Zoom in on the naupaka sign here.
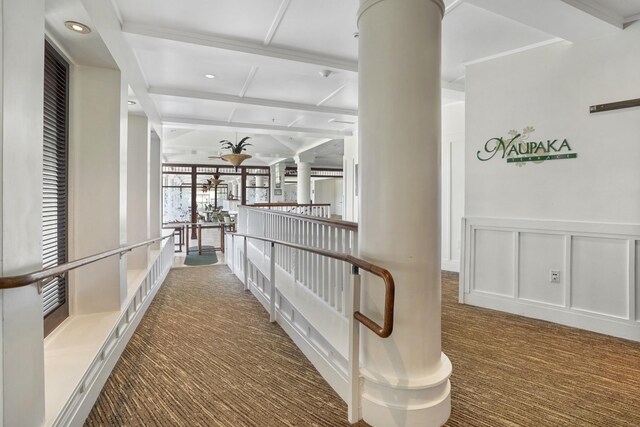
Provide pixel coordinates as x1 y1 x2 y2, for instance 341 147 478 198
477 126 577 165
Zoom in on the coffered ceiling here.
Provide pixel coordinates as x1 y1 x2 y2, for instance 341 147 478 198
46 0 640 166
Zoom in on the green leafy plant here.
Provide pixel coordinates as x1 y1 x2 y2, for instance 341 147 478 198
219 136 252 154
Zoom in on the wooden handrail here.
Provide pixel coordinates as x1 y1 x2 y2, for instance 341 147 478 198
243 206 359 232
0 234 173 290
232 232 394 338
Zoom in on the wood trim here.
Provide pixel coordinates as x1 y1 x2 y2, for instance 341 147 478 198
590 98 640 113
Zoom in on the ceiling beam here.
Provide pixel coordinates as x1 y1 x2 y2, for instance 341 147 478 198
149 86 358 117
465 0 622 42
163 116 353 138
444 0 465 16
264 0 291 45
81 0 163 135
122 22 358 73
626 12 640 24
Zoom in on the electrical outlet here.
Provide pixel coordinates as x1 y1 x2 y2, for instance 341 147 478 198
550 270 561 283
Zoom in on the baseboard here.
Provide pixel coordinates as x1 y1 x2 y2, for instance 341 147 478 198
464 291 640 342
441 259 460 273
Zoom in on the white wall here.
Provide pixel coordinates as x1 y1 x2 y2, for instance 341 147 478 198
463 22 640 340
312 178 343 216
0 0 46 425
442 103 465 272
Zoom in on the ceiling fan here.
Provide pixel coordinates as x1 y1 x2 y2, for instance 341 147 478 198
202 174 224 192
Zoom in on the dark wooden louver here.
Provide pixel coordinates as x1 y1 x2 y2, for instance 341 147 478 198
43 41 69 336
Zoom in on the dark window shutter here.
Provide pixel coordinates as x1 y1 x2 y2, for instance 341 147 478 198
43 41 69 336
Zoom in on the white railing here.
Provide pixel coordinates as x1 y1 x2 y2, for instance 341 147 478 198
240 206 357 316
248 203 332 218
226 206 368 422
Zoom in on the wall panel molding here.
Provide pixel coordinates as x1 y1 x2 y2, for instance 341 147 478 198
461 217 640 342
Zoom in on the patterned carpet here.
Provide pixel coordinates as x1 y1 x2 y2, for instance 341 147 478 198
441 271 640 427
85 267 640 426
85 265 367 427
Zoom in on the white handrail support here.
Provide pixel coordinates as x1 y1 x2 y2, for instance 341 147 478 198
243 237 249 291
348 266 362 422
269 242 276 323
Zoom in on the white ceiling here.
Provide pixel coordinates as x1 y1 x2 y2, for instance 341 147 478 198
47 0 640 166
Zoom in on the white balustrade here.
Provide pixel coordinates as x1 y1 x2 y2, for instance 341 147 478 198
227 205 362 419
236 206 357 317
249 204 331 218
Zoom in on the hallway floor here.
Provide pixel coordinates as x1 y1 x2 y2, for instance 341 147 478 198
441 272 640 427
85 267 640 426
85 265 367 427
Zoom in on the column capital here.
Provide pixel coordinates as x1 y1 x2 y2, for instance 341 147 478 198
294 153 315 164
357 0 445 25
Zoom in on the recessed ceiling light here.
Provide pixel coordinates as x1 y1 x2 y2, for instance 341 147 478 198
64 21 91 34
205 74 216 79
127 100 136 105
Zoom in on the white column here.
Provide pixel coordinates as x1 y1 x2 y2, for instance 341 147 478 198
127 114 150 270
0 1 46 425
270 162 286 203
70 66 126 313
232 181 240 199
255 176 265 187
149 131 162 241
343 132 359 222
357 1 451 426
295 154 314 204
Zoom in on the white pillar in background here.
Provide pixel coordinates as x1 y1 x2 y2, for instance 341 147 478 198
149 131 162 241
255 176 265 187
357 0 451 426
270 162 286 202
127 114 150 270
295 154 314 204
232 181 239 199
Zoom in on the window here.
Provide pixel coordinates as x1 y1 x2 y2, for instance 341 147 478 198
42 41 69 336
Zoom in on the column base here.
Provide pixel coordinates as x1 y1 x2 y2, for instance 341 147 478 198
361 353 452 427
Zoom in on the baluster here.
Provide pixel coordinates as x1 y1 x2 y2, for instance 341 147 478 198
243 237 249 291
287 217 292 273
314 222 319 296
270 242 276 322
324 225 330 303
348 265 361 423
337 228 344 313
305 222 313 292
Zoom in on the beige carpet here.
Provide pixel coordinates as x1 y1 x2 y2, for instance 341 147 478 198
441 271 640 427
85 267 640 426
85 265 367 427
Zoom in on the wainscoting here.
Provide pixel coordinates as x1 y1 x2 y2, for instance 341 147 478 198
461 217 640 341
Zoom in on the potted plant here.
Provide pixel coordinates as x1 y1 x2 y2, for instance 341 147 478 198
219 136 252 169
